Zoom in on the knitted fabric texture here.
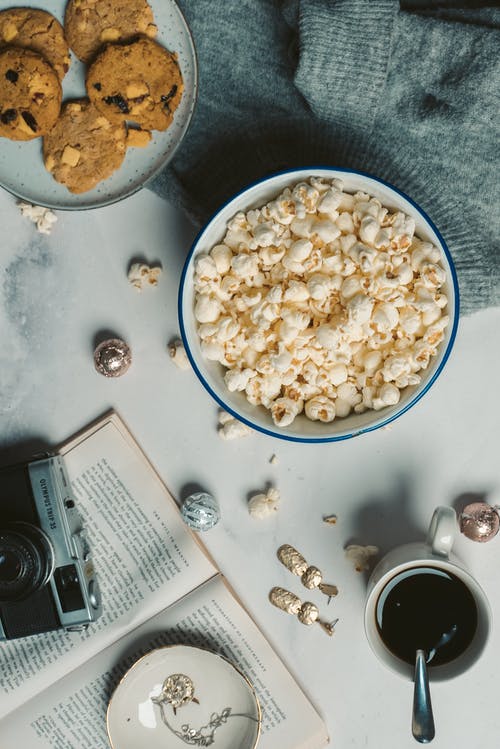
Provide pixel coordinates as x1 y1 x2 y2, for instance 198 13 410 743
149 0 500 315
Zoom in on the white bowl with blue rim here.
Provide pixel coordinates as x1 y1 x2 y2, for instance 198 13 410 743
178 167 459 443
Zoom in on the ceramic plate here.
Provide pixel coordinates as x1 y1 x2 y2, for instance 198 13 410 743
0 0 197 209
107 645 261 749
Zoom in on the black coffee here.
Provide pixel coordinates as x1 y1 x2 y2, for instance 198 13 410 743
376 566 477 666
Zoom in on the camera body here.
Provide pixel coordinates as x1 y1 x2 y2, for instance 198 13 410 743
0 454 101 640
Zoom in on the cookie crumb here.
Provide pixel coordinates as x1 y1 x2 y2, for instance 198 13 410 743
127 262 162 291
323 514 337 525
269 454 278 465
126 127 152 148
18 201 57 235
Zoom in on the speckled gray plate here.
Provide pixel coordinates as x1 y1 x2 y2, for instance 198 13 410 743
0 0 197 209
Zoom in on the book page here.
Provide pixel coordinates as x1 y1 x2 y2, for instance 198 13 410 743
0 576 328 749
0 414 216 720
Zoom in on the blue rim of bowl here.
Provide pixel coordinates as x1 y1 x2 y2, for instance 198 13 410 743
178 166 460 443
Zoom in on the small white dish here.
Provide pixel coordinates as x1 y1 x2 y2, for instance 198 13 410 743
107 645 261 749
179 167 459 443
0 0 197 209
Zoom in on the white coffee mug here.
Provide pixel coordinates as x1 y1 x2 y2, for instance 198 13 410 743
364 506 491 681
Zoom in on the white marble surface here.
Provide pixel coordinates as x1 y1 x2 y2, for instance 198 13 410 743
1 186 499 748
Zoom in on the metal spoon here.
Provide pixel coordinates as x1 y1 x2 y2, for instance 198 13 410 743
412 625 458 743
412 649 435 743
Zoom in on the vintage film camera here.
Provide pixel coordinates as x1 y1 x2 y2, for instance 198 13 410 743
0 454 101 640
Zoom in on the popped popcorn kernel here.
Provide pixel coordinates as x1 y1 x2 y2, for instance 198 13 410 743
248 487 280 518
217 410 252 440
345 544 379 572
128 262 162 291
18 201 57 235
168 339 190 370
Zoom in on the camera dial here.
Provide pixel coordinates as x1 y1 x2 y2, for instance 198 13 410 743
0 524 54 602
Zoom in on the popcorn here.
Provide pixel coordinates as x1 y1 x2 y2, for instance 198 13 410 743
210 244 232 273
18 201 57 235
372 383 401 410
253 222 278 247
128 262 162 291
305 395 336 422
248 487 280 519
318 188 343 215
345 544 379 572
218 419 253 440
195 255 219 281
307 273 331 300
231 253 260 278
312 219 341 244
168 339 190 370
292 182 319 213
270 397 302 427
224 367 255 392
218 410 233 425
218 410 253 439
194 295 221 323
329 363 348 386
193 178 450 428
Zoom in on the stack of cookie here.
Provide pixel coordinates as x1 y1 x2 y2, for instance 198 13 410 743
0 1 184 194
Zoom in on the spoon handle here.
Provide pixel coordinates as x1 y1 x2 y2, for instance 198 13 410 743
412 649 435 744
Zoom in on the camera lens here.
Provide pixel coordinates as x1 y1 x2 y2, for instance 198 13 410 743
0 550 22 582
0 525 54 602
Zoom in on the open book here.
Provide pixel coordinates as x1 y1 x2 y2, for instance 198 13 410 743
0 412 328 748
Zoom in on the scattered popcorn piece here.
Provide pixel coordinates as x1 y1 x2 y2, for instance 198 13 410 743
323 514 338 525
168 339 190 370
128 262 162 290
218 409 233 426
345 544 379 572
193 178 450 428
18 202 57 235
218 412 252 440
269 454 279 465
248 487 280 518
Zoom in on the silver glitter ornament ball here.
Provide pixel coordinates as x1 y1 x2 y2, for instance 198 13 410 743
180 492 220 531
459 502 500 543
94 338 132 377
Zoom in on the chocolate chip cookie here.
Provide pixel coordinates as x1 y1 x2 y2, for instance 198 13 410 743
0 48 62 141
86 38 183 132
0 8 70 81
43 99 127 193
64 0 157 63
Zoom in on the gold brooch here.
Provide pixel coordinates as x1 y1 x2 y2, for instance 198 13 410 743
153 673 199 715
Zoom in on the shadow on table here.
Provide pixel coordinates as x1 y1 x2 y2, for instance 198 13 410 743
451 491 489 514
345 474 426 583
0 434 52 468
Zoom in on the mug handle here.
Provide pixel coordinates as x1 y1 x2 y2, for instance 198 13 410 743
427 505 456 558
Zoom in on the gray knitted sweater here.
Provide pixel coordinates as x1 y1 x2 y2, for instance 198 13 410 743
150 0 500 315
